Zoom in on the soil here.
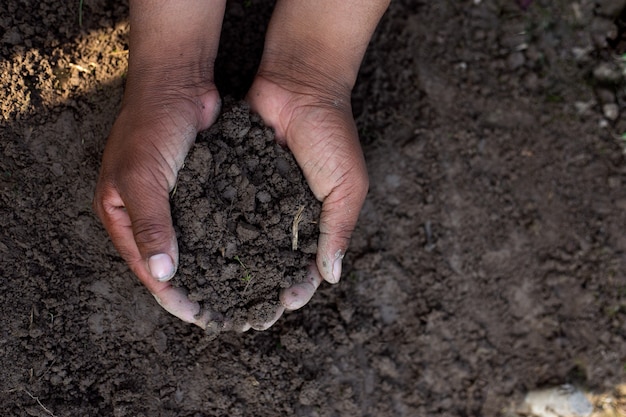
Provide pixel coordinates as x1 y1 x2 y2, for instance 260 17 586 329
172 99 320 332
1 0 626 416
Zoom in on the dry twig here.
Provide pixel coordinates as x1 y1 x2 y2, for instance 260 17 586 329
292 205 305 250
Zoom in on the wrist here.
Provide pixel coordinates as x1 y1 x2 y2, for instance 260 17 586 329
256 46 353 109
258 0 390 96
125 0 225 113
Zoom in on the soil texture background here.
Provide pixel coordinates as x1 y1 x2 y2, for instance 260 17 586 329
1 1 626 416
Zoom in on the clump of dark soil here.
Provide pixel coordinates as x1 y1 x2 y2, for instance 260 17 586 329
171 99 321 331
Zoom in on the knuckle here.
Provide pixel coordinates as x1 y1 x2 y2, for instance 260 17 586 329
132 218 171 248
92 194 104 220
338 166 369 206
92 179 119 220
352 171 370 201
116 245 142 268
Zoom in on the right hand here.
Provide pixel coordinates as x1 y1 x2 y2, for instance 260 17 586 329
93 77 224 329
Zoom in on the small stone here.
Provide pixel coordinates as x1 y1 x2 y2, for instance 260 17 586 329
523 385 593 417
593 62 622 85
523 72 539 91
608 176 621 188
590 17 618 47
299 381 320 406
2 27 22 45
227 164 241 177
275 157 291 177
603 103 619 121
571 46 593 63
616 198 626 210
507 52 525 70
222 185 237 200
256 190 271 203
524 44 541 64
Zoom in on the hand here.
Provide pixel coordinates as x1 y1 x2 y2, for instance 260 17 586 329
245 0 389 311
92 70 225 325
247 73 369 311
92 0 247 331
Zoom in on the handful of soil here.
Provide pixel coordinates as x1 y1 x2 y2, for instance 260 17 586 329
171 100 321 332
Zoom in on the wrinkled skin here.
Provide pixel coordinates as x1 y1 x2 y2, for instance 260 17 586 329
93 0 389 331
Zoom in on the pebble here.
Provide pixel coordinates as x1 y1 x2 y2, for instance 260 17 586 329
590 17 618 47
523 72 539 91
1 27 22 45
603 103 619 121
593 62 622 84
523 385 593 417
256 190 271 203
608 176 621 188
571 46 593 63
508 51 525 70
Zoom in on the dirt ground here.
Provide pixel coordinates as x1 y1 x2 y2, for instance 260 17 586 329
1 1 626 416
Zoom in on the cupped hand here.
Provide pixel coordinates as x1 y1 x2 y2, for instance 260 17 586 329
239 0 386 315
247 73 369 311
93 79 228 328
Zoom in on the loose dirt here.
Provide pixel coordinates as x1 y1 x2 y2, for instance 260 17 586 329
172 99 320 332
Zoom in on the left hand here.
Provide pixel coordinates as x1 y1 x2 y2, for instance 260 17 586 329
247 73 369 312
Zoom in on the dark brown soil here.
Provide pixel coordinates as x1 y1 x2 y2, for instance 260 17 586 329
172 99 320 331
1 0 626 416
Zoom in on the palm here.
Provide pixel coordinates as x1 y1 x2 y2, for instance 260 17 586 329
247 74 368 297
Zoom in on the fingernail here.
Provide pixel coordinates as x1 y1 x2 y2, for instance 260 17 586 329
330 250 344 284
149 253 175 282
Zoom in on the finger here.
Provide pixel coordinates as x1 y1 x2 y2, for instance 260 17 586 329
249 305 285 331
286 111 369 284
280 263 323 310
125 173 179 282
97 164 179 282
315 150 369 284
152 285 203 325
94 185 204 322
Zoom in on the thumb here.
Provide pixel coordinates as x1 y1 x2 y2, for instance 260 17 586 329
316 169 368 283
284 112 369 285
95 179 212 327
95 171 179 283
125 180 179 282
